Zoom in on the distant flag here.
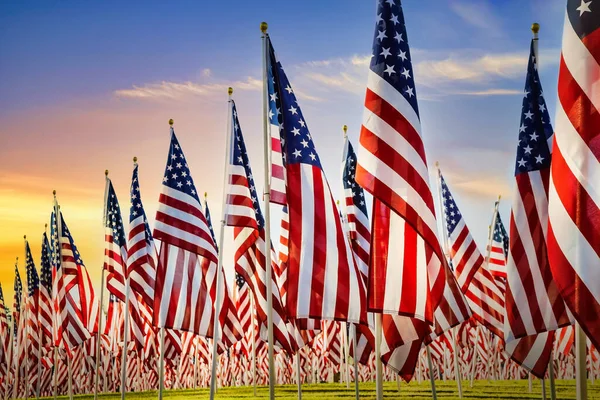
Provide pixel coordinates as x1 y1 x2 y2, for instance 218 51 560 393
51 208 97 348
504 39 571 344
234 273 252 358
24 240 40 393
439 171 504 339
266 34 366 323
0 284 9 375
487 206 509 282
152 125 218 335
224 99 292 353
547 0 600 349
38 233 53 347
104 180 128 302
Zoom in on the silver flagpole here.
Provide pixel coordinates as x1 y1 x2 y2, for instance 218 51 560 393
260 21 276 400
209 87 234 400
351 325 359 400
426 346 438 400
250 296 257 396
67 351 73 400
120 278 131 400
24 239 31 400
157 326 166 400
575 324 588 400
374 313 383 400
295 352 302 400
95 170 110 400
36 226 47 400
12 257 21 400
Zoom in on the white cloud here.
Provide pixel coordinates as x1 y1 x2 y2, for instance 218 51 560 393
450 1 503 37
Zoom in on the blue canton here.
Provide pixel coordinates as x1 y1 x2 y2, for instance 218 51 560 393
25 241 39 297
370 0 419 118
231 100 265 229
493 211 509 258
40 233 52 293
162 129 200 202
130 165 154 245
235 272 246 290
514 40 553 175
268 37 323 169
343 140 368 217
51 211 86 270
439 174 463 237
105 181 127 248
204 199 218 252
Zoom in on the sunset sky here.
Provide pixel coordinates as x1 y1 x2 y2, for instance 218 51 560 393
0 0 568 304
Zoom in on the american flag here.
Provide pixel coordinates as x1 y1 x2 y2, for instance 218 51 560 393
224 99 292 353
547 0 600 350
25 240 41 392
356 0 444 325
127 163 158 314
234 273 251 358
13 262 23 338
153 127 218 334
439 171 504 338
0 284 9 372
104 180 128 302
51 208 97 349
487 205 509 282
266 35 366 323
275 205 289 305
341 135 370 279
504 39 571 345
38 233 53 347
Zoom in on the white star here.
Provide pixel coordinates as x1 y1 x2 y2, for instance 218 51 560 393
394 31 403 43
400 67 411 79
300 139 309 148
519 123 527 133
291 127 301 136
539 103 546 112
270 93 278 102
380 47 392 59
398 50 407 61
518 158 527 168
293 149 302 158
376 30 387 42
285 85 293 94
309 153 316 161
390 13 399 25
268 109 274 120
176 181 183 188
385 0 395 6
524 110 534 119
535 155 544 164
524 89 530 97
289 106 298 115
384 64 395 76
523 145 533 154
577 0 592 16
376 13 383 24
298 119 306 127
404 86 414 97
530 132 539 141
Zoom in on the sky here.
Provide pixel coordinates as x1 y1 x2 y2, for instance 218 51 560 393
0 0 568 305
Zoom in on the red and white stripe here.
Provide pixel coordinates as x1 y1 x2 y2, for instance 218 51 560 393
269 124 287 206
505 331 554 379
547 3 600 350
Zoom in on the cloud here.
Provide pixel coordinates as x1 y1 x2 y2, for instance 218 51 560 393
114 77 261 100
450 1 503 37
455 88 522 96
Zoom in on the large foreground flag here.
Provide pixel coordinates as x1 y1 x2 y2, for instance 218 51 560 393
355 0 445 324
505 39 571 344
547 0 600 349
153 126 218 335
266 34 366 323
104 180 128 302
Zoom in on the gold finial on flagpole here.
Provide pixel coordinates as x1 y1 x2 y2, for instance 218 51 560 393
260 22 268 33
228 87 233 96
435 161 440 168
133 157 138 163
45 223 48 229
24 235 26 240
204 192 208 200
531 22 540 34
169 119 174 126
53 190 56 196
498 194 502 201
105 169 109 177
343 125 348 138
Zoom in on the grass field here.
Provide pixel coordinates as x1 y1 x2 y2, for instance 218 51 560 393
65 380 599 399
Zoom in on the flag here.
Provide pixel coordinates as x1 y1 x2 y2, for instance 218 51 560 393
547 0 600 349
25 240 41 392
504 39 571 344
224 99 292 353
0 284 9 373
355 0 444 325
487 205 509 281
13 263 23 338
104 180 128 302
152 127 218 334
439 171 504 338
234 273 251 358
51 209 97 349
38 233 53 347
266 34 366 323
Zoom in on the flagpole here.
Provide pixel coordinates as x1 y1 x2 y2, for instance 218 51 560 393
5 315 14 400
426 346 438 400
250 296 257 397
36 225 47 400
67 352 73 400
575 324 588 400
13 257 21 400
120 277 131 400
295 352 302 400
374 313 383 400
23 238 31 400
209 87 234 400
158 326 165 400
260 21 276 400
351 325 359 400
93 171 110 400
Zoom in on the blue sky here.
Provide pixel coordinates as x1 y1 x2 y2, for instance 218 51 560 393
0 0 568 302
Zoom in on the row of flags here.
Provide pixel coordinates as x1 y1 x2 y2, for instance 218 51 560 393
0 0 599 397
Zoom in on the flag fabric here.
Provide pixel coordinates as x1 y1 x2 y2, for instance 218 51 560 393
152 128 218 334
234 273 252 357
341 135 370 279
51 209 97 349
127 163 158 313
266 35 366 323
504 332 555 379
439 172 504 338
0 284 9 372
547 0 600 349
104 180 128 302
504 40 571 344
13 263 23 338
355 0 445 325
487 206 509 281
38 233 53 347
224 99 292 353
25 241 41 392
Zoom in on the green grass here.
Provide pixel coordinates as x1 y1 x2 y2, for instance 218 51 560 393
58 380 599 399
